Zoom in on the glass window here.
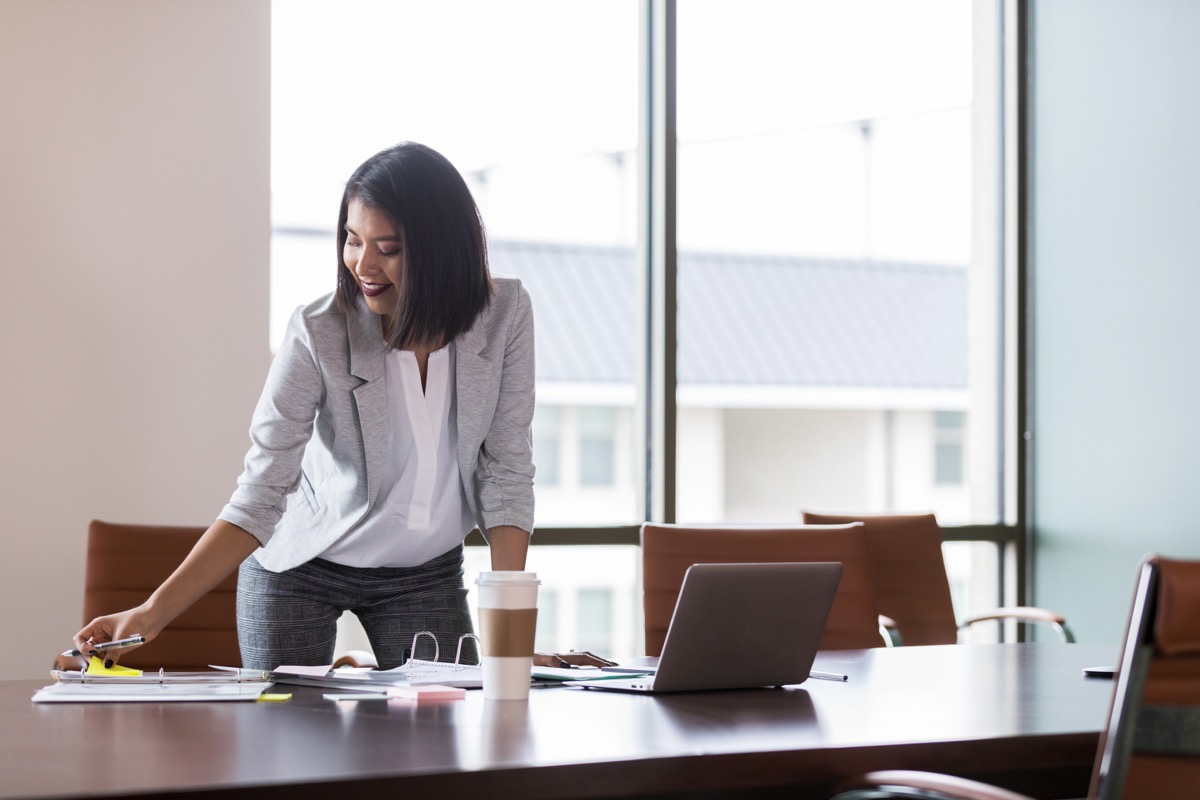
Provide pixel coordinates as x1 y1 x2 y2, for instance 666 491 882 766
275 1 1011 654
462 544 642 657
533 404 562 488
675 0 1000 530
534 588 559 652
576 588 615 654
934 411 966 486
579 406 617 487
271 0 642 529
945 540 1001 644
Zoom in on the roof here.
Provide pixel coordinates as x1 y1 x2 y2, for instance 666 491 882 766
488 240 966 392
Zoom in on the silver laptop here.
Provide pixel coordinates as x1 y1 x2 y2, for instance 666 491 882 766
573 561 842 693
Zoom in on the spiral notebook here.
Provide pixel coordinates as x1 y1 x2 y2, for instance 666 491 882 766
572 561 843 694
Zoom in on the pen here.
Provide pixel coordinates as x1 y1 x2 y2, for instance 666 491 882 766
809 670 849 682
61 634 146 658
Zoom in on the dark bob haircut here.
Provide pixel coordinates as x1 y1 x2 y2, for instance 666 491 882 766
335 142 492 349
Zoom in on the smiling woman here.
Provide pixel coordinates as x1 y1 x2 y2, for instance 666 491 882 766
75 142 538 672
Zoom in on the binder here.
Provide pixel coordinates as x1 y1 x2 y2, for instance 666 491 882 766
272 632 485 691
33 666 274 703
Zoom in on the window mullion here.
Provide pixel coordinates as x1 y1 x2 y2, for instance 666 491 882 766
638 0 678 524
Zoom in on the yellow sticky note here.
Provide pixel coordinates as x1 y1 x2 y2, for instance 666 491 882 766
87 656 143 677
257 693 292 703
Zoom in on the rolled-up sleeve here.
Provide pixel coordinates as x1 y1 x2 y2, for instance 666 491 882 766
477 284 536 533
219 308 323 544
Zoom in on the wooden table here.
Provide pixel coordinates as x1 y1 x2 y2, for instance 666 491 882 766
3 644 1115 799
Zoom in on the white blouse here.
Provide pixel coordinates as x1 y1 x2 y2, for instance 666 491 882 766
320 342 474 567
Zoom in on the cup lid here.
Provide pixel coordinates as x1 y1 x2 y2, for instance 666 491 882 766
476 571 539 585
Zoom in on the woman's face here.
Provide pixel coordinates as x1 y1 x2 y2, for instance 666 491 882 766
343 198 405 321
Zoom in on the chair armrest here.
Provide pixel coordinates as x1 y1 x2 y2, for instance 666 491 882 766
832 770 1034 800
879 614 903 647
958 606 1075 643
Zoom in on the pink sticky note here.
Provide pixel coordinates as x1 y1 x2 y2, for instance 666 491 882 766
387 684 466 702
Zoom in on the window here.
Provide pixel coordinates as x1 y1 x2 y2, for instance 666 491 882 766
675 0 993 525
934 411 966 486
532 404 562 488
274 0 1015 654
576 588 615 654
272 0 641 526
579 406 618 487
534 589 559 652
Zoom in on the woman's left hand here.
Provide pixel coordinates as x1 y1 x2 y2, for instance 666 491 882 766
533 650 619 668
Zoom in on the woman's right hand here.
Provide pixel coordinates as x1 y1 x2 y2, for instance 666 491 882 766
73 605 161 665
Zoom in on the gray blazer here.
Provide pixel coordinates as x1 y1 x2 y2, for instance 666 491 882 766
220 277 536 572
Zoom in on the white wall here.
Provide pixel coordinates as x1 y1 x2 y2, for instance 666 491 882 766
0 0 270 679
676 407 725 522
1031 0 1200 643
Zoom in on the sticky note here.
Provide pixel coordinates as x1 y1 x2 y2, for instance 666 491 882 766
257 693 293 703
387 684 466 702
87 656 143 677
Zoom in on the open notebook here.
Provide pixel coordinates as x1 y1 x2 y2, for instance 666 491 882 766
572 561 842 693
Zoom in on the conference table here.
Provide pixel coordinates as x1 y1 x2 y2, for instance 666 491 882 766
4 643 1115 799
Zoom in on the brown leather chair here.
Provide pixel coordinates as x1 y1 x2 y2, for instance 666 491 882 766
831 555 1200 800
640 522 884 656
802 511 1074 645
73 520 241 670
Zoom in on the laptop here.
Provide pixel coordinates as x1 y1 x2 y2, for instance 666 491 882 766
572 561 843 693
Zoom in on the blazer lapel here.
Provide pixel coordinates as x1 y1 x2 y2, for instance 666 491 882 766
456 320 493 480
348 301 388 506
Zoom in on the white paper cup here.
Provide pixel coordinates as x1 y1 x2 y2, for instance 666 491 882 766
476 571 540 701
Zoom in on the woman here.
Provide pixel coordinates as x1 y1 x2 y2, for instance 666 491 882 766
74 142 535 670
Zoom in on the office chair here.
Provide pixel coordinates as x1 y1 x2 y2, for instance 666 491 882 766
802 512 1074 645
62 520 387 672
640 522 885 655
64 520 242 671
830 555 1200 800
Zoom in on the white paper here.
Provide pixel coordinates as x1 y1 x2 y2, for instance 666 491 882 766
272 664 335 677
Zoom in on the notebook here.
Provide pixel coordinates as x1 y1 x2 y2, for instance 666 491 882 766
572 561 843 693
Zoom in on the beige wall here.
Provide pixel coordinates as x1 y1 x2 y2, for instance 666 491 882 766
0 0 271 679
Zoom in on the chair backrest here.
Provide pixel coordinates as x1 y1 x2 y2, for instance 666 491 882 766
1092 556 1200 800
801 511 958 646
83 520 241 670
640 522 883 656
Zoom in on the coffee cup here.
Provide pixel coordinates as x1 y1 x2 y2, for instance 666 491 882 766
476 571 540 701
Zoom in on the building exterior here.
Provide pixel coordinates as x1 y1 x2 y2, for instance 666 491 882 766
490 239 969 526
